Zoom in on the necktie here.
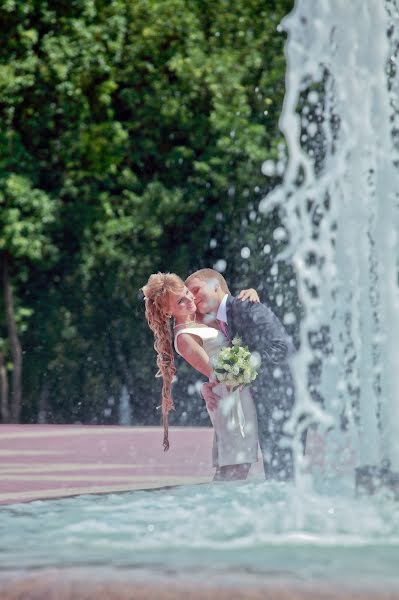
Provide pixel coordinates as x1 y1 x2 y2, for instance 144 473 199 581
218 320 229 340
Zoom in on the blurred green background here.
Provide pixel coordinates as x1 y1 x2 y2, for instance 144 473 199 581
0 0 297 427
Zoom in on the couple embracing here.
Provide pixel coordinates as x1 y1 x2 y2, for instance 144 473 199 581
142 268 296 482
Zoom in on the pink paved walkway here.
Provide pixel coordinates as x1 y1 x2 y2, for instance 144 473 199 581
0 425 219 505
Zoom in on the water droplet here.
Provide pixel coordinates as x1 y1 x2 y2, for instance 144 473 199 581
273 227 287 241
308 90 319 104
283 312 296 325
261 160 275 176
214 259 227 272
307 122 317 137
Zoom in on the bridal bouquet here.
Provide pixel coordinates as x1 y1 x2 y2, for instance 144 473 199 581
212 337 258 390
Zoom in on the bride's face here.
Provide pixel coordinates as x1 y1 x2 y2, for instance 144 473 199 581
168 286 196 319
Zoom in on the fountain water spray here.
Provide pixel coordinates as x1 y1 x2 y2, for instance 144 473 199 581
260 0 399 481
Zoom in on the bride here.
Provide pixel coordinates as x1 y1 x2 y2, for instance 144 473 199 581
142 272 259 481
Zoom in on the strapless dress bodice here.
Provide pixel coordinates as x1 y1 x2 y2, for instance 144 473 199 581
174 326 228 359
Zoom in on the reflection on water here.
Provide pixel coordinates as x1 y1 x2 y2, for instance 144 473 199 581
1 480 399 585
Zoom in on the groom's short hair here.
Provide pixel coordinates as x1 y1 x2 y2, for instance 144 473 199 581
185 268 231 294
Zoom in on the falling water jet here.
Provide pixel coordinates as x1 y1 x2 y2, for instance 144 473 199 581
259 0 399 495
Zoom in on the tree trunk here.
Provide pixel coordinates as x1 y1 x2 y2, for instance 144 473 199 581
0 350 9 422
2 253 22 422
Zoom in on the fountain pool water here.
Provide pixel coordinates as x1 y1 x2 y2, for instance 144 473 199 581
1 480 399 590
1 1 399 596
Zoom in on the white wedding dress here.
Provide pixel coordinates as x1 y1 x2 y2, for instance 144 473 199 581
174 325 258 468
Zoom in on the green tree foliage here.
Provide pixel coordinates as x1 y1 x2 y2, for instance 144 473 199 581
0 173 56 421
0 0 294 426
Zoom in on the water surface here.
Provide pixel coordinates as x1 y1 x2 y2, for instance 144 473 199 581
1 479 398 587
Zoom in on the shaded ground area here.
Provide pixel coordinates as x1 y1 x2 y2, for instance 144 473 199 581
0 425 219 504
0 568 398 600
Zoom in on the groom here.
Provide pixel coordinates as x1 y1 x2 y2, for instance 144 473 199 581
186 268 296 481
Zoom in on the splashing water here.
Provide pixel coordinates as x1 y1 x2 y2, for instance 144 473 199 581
260 0 399 473
1 482 399 586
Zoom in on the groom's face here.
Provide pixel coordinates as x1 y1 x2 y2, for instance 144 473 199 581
187 277 220 315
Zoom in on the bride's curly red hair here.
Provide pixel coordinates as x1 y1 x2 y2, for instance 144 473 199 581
141 272 185 451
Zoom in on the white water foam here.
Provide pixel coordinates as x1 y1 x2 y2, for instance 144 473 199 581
1 481 399 584
260 0 399 472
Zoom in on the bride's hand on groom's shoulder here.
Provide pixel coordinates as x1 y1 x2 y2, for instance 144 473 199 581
237 288 260 303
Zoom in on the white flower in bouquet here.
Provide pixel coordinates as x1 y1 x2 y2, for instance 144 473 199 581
212 337 258 390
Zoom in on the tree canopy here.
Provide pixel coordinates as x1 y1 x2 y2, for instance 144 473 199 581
0 0 296 426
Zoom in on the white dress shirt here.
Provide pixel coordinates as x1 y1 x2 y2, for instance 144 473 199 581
200 294 229 400
217 294 228 324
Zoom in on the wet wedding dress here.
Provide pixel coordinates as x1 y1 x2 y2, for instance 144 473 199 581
174 326 258 468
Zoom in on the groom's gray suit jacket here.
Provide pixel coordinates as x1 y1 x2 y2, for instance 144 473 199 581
225 295 296 478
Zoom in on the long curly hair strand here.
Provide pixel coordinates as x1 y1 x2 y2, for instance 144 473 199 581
142 273 185 451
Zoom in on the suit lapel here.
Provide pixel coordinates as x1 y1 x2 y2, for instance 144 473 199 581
225 295 234 339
